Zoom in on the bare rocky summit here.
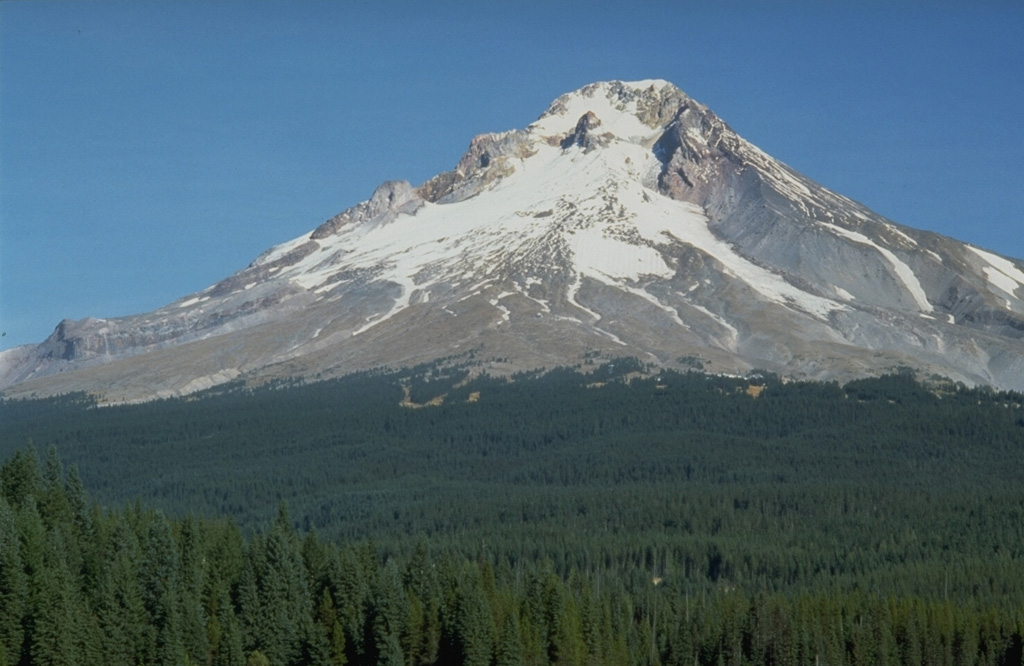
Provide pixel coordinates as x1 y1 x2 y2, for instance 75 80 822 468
3 80 1023 402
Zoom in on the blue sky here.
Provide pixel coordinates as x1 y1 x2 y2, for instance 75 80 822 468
1 1 1022 350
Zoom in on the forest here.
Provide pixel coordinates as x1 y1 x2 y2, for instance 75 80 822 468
1 361 1023 665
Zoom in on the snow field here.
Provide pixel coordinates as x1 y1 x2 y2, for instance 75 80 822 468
967 246 1024 302
266 81 852 332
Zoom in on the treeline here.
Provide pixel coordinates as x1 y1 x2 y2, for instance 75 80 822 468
1 365 1022 520
1 448 1022 666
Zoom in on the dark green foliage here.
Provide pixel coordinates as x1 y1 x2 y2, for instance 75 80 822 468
239 505 320 665
95 520 147 665
452 562 495 666
29 528 84 666
2 366 1024 664
0 445 41 511
140 513 187 665
0 459 1020 665
0 497 26 666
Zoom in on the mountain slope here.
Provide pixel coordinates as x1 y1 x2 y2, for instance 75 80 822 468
3 80 1023 402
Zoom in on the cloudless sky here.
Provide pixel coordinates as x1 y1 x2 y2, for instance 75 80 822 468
1 1 1022 349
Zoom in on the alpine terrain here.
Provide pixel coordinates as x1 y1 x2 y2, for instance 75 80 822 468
3 79 1023 402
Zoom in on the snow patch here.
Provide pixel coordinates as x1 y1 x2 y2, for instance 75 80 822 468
489 292 514 323
617 285 688 330
177 295 209 308
825 225 933 312
351 276 417 337
566 273 602 321
594 327 627 346
967 246 1024 298
568 228 673 282
685 301 738 349
834 286 855 301
885 224 917 247
257 235 313 266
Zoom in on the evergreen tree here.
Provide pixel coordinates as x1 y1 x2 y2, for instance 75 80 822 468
140 513 186 666
455 562 496 666
28 529 83 666
331 545 372 663
178 515 211 664
63 464 91 537
96 519 147 666
246 649 271 666
0 497 27 666
403 539 441 666
211 584 246 666
0 445 42 510
315 588 348 666
369 559 409 666
240 504 316 665
39 445 72 530
496 609 525 666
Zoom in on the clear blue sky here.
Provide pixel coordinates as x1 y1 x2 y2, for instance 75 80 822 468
1 1 1022 350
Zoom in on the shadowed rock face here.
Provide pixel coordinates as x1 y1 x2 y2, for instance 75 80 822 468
3 80 1023 403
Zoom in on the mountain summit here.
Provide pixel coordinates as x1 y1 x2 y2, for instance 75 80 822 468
3 80 1023 401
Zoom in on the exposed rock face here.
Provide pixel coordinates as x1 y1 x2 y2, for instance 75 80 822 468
560 112 612 151
312 180 422 238
3 79 1023 403
418 130 533 203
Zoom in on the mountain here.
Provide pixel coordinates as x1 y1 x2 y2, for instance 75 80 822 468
3 79 1023 402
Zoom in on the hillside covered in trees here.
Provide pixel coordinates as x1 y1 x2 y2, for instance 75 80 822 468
2 362 1024 664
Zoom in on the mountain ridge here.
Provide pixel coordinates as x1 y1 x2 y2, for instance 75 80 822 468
3 79 1023 402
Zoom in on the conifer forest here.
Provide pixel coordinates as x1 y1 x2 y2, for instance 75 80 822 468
2 362 1023 665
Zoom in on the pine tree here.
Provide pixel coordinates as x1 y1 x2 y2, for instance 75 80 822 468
28 529 83 666
140 513 186 666
555 594 587 666
96 519 147 666
403 539 441 665
495 610 525 666
455 562 496 666
368 560 408 666
178 516 211 664
39 445 72 530
211 585 246 666
331 545 372 663
0 496 27 666
63 465 91 537
0 445 42 510
315 588 348 666
239 504 316 666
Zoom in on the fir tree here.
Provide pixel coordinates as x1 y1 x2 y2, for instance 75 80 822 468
96 519 147 666
211 584 246 666
455 562 496 666
28 529 83 666
0 445 42 510
178 516 211 664
495 610 525 666
140 513 186 666
0 497 27 666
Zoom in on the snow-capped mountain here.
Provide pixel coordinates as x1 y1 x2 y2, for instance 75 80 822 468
3 80 1023 402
